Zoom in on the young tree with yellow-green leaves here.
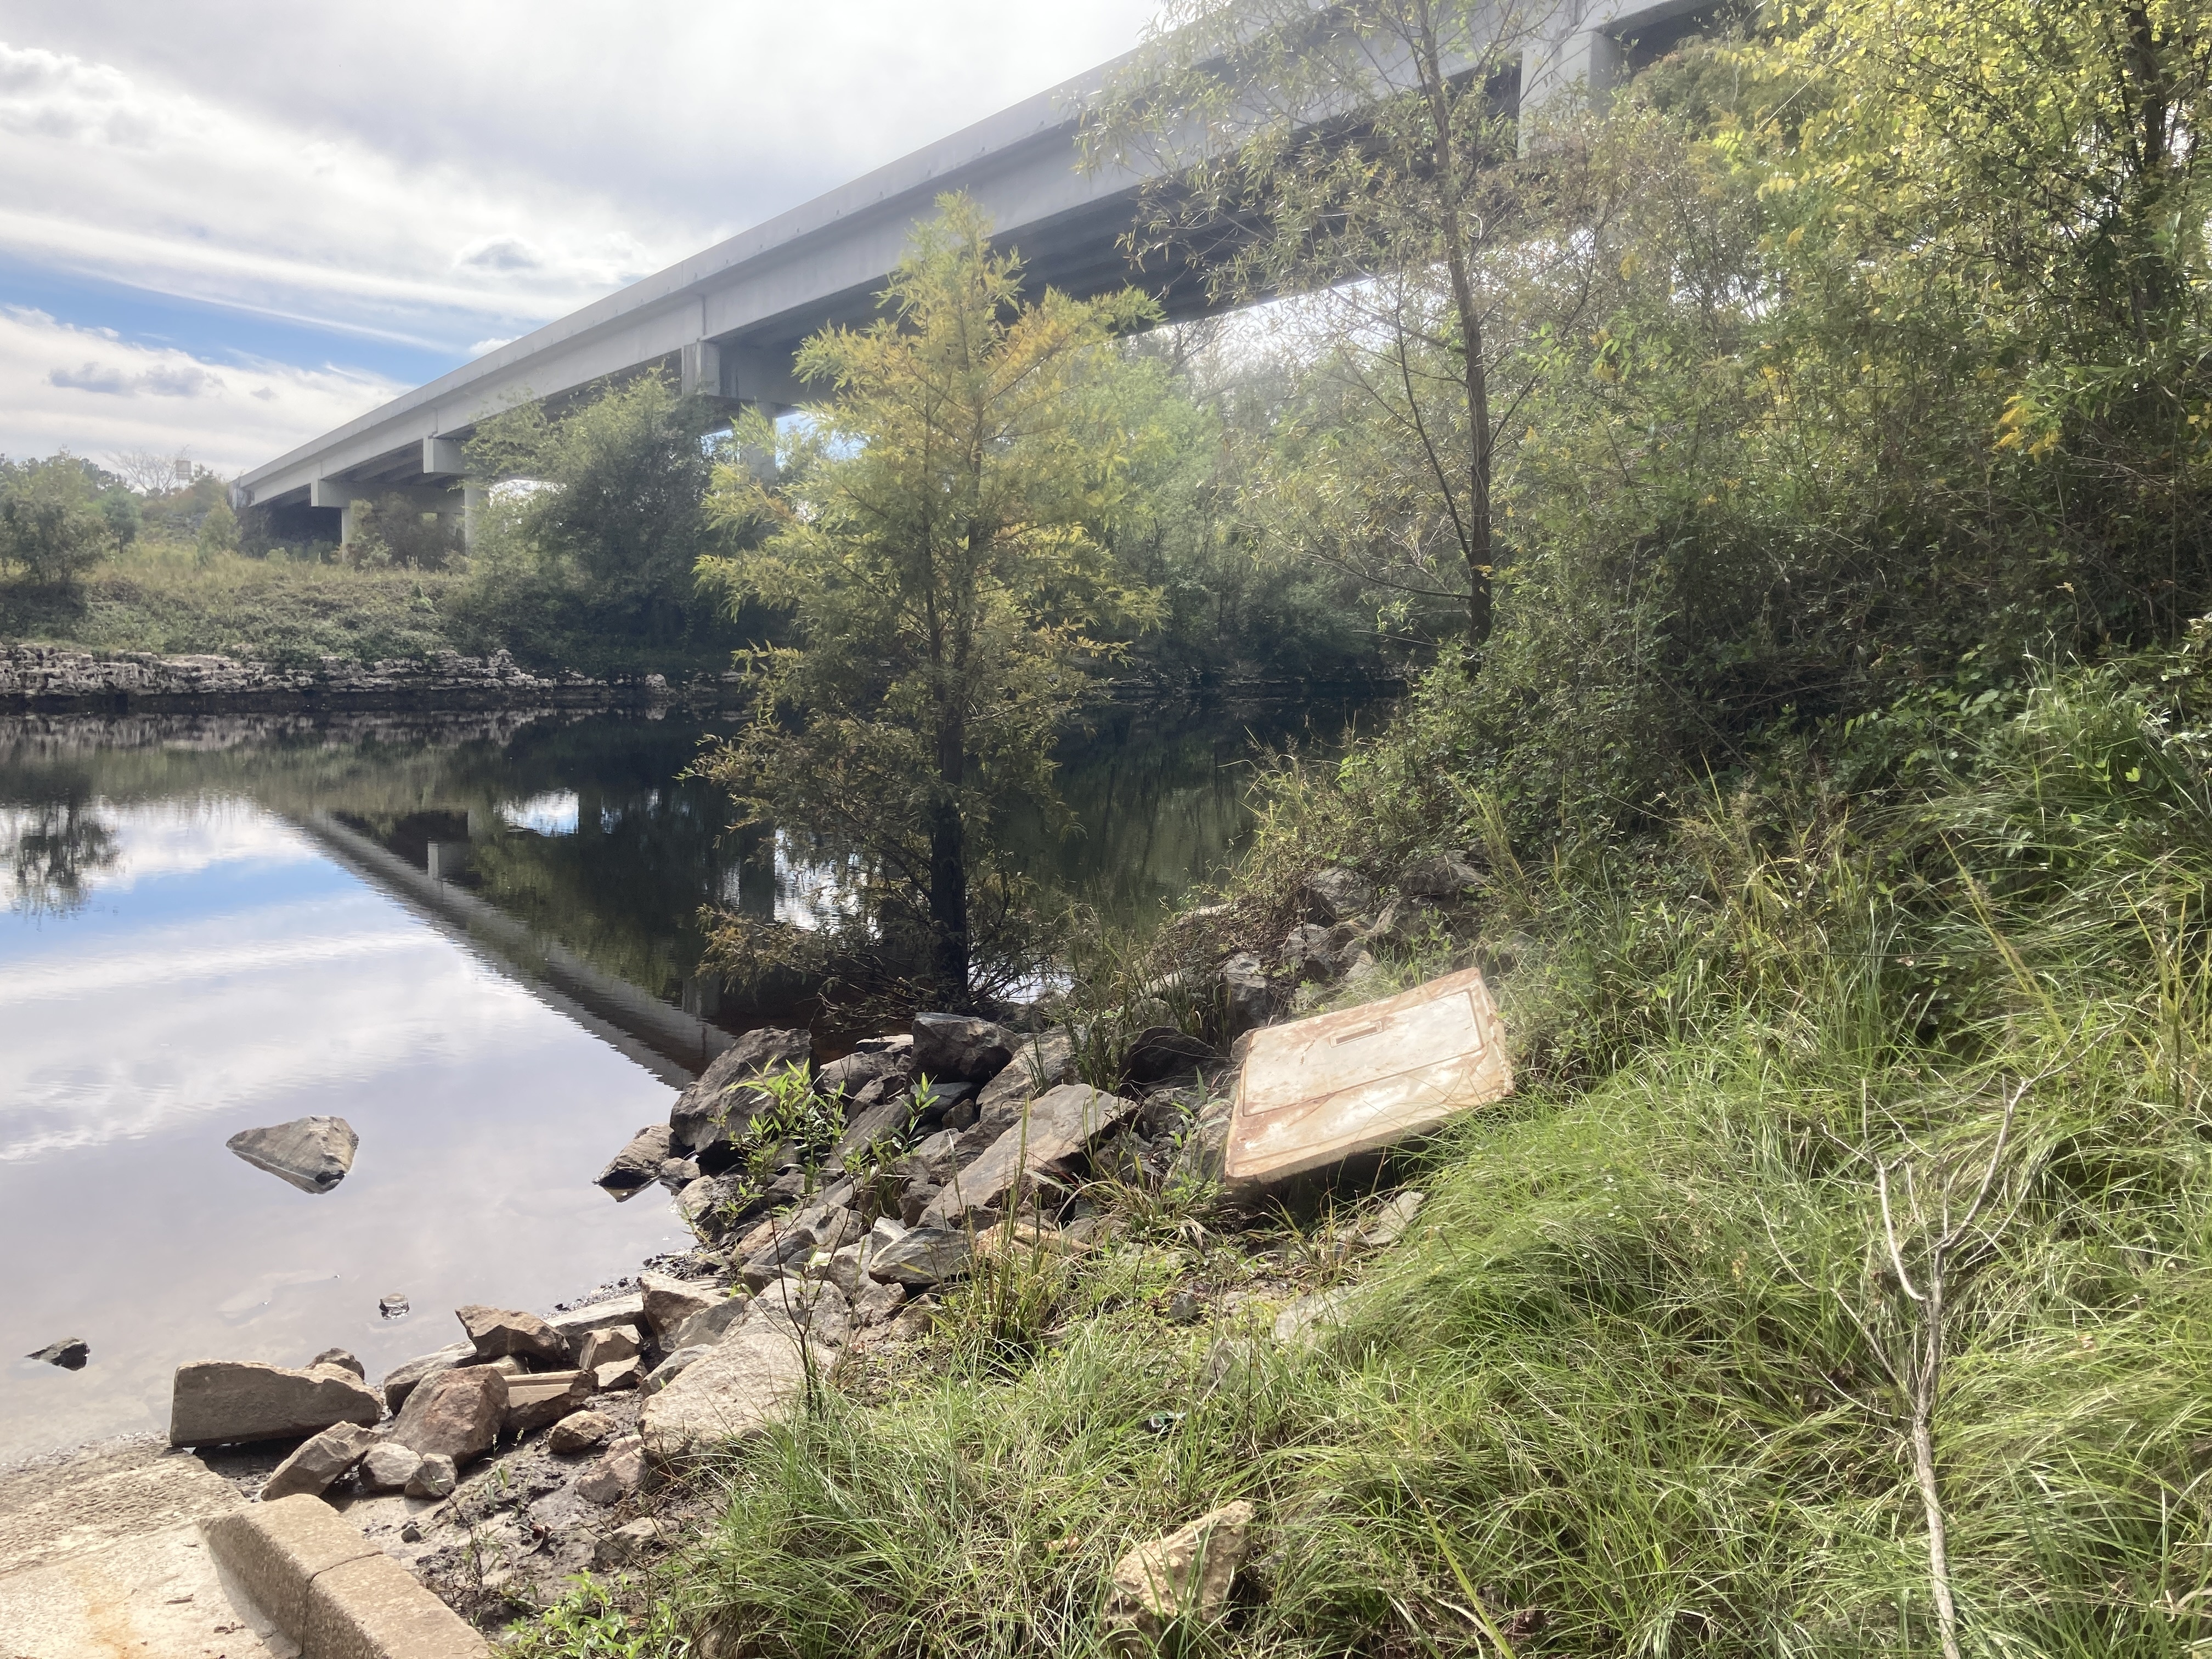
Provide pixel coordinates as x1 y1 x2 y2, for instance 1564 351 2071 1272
695 196 1172 1007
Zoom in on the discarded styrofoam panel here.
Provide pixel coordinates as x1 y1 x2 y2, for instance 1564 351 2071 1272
1224 965 1511 1190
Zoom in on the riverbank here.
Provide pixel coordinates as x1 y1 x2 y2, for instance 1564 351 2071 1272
1 641 1404 715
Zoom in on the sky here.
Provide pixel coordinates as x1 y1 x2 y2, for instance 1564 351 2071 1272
0 1 1162 478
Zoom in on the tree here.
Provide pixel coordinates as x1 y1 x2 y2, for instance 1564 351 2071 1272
196 498 239 562
105 449 190 498
465 373 719 644
1086 0 1600 651
0 455 116 584
696 195 1167 1006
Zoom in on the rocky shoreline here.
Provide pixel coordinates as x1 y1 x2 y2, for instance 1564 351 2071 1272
0 642 1402 716
5 853 1487 1651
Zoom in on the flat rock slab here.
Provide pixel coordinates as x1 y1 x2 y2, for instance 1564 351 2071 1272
639 1321 822 1462
923 1083 1137 1226
170 1359 384 1448
1226 965 1511 1190
225 1115 358 1194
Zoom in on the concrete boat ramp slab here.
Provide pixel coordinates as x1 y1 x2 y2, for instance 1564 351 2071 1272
0 1438 295 1659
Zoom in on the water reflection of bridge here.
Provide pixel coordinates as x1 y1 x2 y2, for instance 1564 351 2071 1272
292 809 733 1087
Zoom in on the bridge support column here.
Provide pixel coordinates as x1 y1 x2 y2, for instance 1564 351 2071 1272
420 436 476 550
1520 24 1628 144
309 478 362 545
681 340 725 402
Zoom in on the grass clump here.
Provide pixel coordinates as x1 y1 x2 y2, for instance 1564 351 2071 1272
0 540 460 662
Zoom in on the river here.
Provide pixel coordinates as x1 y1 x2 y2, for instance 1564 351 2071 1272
0 697 1370 1462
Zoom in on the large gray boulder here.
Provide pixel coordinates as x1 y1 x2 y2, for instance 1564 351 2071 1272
911 1013 1016 1085
1396 851 1482 900
669 1295 750 1351
455 1304 572 1367
169 1359 383 1447
639 1320 826 1463
224 1116 358 1194
259 1421 376 1500
669 1026 811 1150
387 1364 507 1463
357 1442 425 1493
921 1084 1139 1228
1302 867 1376 923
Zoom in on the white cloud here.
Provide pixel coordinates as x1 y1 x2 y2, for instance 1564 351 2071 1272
0 305 402 473
0 42 696 348
0 2 1163 470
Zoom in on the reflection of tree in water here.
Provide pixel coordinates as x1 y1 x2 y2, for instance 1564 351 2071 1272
6 797 119 916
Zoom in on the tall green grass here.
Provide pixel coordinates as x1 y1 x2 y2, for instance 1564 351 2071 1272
520 650 2212 1657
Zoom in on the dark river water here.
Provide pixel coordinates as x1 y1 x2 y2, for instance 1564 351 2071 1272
0 697 1370 1462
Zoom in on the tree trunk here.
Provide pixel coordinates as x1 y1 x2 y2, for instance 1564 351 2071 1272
1410 1 1495 650
929 704 970 1006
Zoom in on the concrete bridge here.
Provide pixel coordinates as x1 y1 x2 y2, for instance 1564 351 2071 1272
236 0 1710 542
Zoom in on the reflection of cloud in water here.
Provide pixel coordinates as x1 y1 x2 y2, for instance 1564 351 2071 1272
0 909 425 1004
3 797 317 910
0 785 684 1462
499 790 579 836
0 812 555 1164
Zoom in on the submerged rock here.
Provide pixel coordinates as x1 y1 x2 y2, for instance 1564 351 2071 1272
595 1124 676 1196
224 1115 358 1194
26 1337 88 1370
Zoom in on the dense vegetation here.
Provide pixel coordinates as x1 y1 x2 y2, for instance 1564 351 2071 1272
499 0 2212 1654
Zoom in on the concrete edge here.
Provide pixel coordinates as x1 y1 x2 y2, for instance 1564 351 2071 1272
204 1495 490 1659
